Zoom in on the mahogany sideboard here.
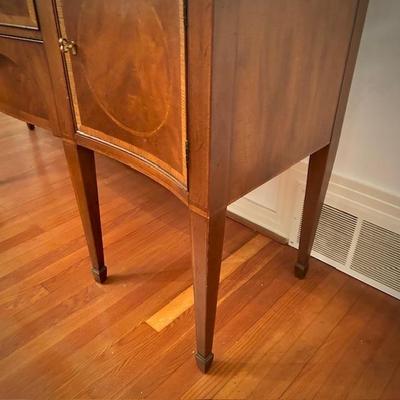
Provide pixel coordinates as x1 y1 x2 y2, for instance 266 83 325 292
0 0 368 372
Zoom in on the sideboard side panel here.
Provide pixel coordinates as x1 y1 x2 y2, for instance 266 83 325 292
213 0 362 203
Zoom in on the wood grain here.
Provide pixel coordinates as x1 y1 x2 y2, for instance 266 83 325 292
211 0 361 203
56 0 188 185
0 0 38 29
1 113 399 399
0 36 57 130
146 235 269 332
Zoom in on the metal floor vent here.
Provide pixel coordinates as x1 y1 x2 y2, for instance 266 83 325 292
296 204 358 265
351 221 400 293
290 191 400 299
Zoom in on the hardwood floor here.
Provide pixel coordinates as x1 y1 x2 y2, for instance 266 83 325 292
0 112 399 399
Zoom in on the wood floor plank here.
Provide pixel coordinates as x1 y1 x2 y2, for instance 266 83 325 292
0 251 190 398
312 293 400 400
0 225 189 368
48 228 258 399
94 242 289 400
215 274 356 399
179 258 332 400
9 224 252 399
0 224 44 253
277 287 388 400
381 363 400 400
1 113 399 400
146 235 270 332
347 299 400 400
148 247 306 399
0 187 180 297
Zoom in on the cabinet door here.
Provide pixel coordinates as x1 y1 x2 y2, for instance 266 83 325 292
56 0 187 186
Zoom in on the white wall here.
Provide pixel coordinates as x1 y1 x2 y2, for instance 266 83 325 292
229 0 400 238
335 0 400 197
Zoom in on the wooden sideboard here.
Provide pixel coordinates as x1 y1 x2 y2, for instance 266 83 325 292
0 0 368 373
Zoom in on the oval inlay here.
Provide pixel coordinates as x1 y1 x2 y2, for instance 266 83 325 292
77 1 171 137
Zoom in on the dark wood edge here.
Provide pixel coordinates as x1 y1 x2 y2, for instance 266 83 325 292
226 210 289 245
0 22 39 31
0 32 42 43
75 134 189 205
328 0 369 151
0 26 41 40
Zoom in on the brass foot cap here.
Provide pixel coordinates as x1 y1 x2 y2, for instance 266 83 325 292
92 266 107 284
195 352 214 374
294 262 308 279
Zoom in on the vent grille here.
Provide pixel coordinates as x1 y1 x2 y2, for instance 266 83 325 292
289 185 400 299
297 204 358 265
351 221 400 292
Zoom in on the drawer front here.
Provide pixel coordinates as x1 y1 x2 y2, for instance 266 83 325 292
0 0 38 29
56 0 188 187
0 0 41 40
0 36 55 128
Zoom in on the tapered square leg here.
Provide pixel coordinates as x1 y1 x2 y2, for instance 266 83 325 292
296 144 335 279
63 142 107 283
295 0 368 278
190 209 226 373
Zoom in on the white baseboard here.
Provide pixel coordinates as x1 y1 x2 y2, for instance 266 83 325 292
229 161 400 240
228 161 400 299
228 167 298 240
228 197 287 239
